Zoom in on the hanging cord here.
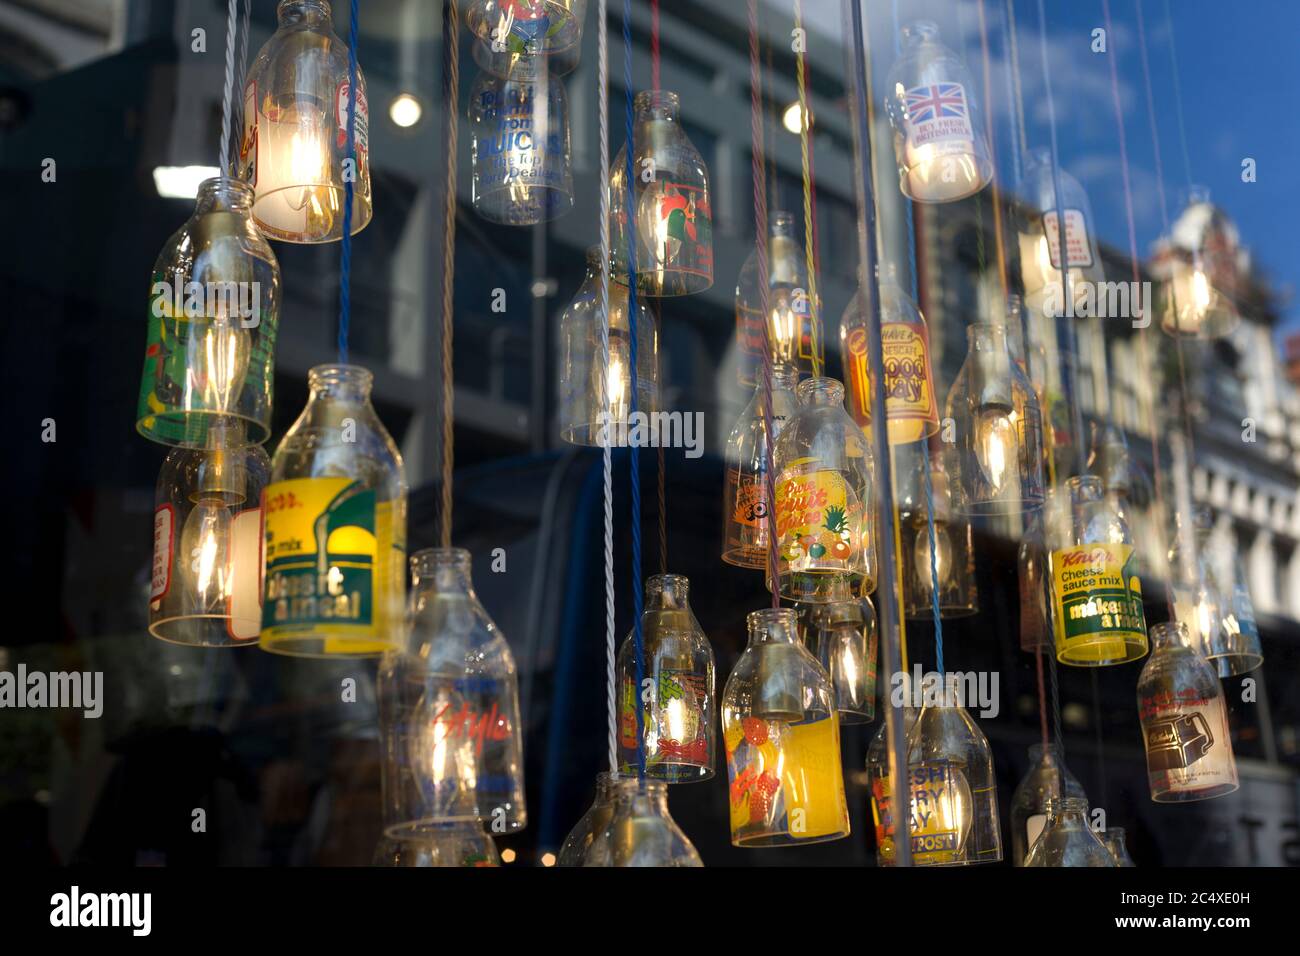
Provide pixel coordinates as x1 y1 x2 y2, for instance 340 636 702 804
597 0 618 777
438 0 461 548
792 0 822 376
653 297 667 574
889 0 940 676
746 0 780 610
650 0 660 92
217 0 239 172
337 0 361 364
620 0 646 779
1003 0 1027 184
229 0 252 175
1109 0 1175 618
1034 647 1049 745
975 0 1009 302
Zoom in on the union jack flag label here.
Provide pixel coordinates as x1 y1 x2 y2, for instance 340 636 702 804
903 82 974 149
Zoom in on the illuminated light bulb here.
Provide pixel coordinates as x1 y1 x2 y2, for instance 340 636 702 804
178 496 235 616
914 521 952 597
389 92 422 127
242 0 373 243
804 595 877 724
782 101 810 134
1159 186 1241 339
186 314 251 416
885 21 993 203
973 405 1017 496
735 211 821 385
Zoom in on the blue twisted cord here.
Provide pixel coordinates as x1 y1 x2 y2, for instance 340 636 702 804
621 0 645 780
337 0 360 363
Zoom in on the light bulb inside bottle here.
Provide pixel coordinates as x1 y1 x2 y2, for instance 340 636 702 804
1190 267 1212 316
768 289 798 365
187 313 251 413
974 405 1018 495
914 522 952 596
605 345 630 424
407 686 478 821
636 180 695 278
179 497 235 615
908 759 973 863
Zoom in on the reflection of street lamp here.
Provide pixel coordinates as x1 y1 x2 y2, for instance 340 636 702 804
781 101 810 134
389 92 422 128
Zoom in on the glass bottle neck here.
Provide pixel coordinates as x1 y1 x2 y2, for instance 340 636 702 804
646 574 690 608
410 548 475 596
194 178 255 216
308 364 374 405
747 609 799 646
797 376 845 407
754 364 800 394
279 0 332 28
634 91 680 124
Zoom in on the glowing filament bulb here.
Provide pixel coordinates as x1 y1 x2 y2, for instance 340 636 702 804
914 522 952 596
1191 267 1212 315
974 406 1017 495
179 498 234 615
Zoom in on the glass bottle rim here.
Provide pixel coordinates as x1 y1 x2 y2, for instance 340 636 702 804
901 19 940 44
1148 620 1187 646
410 547 472 576
609 774 668 797
1045 795 1089 814
646 573 689 594
278 0 331 23
770 210 795 231
966 320 1007 340
308 363 374 392
795 375 844 403
634 90 680 115
747 607 798 633
196 176 255 207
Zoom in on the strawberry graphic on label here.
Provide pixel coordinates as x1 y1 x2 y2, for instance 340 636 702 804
742 717 769 746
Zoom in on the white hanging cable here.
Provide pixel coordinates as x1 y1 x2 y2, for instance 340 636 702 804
217 0 239 173
598 0 618 778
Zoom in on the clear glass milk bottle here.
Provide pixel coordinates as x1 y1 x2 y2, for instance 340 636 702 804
771 377 877 602
1024 797 1115 867
1137 622 1238 802
1050 475 1147 666
260 364 407 657
735 211 821 385
1009 742 1086 865
378 548 526 835
722 362 800 568
617 574 716 783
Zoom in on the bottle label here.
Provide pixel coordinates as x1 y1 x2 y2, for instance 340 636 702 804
336 79 370 162
1139 691 1236 795
474 80 567 195
906 760 972 864
1042 209 1093 269
775 468 861 568
261 477 395 649
636 180 713 280
845 322 939 443
227 507 263 641
150 505 174 602
725 714 847 843
1051 543 1146 662
620 670 711 773
1026 814 1047 856
902 82 975 155
240 80 258 187
727 466 769 531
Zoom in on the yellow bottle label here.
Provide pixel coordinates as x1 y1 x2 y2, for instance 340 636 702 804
1051 543 1146 663
780 716 849 839
845 321 939 444
906 761 972 864
775 468 859 566
261 476 399 654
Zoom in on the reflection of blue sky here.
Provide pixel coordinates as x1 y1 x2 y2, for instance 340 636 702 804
797 0 1300 338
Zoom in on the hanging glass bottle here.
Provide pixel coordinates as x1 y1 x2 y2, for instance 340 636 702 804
137 177 281 446
373 825 500 867
1137 621 1239 802
583 777 703 867
1050 475 1147 666
1170 507 1263 677
617 575 716 782
556 772 617 866
735 211 822 386
1102 827 1136 867
1009 742 1086 866
943 311 1045 515
609 91 714 297
1024 797 1115 867
1087 421 1135 519
1017 149 1106 319
240 0 372 243
802 592 878 724
557 248 658 447
772 377 877 602
722 362 800 569
841 266 941 445
722 608 850 847
260 365 407 657
867 705 918 866
903 450 978 619
150 417 270 647
902 675 1003 865
465 0 586 76
378 548 526 835
468 56 573 226
884 20 993 203
1159 186 1241 339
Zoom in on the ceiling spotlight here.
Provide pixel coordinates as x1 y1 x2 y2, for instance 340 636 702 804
782 101 811 135
389 92 422 128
